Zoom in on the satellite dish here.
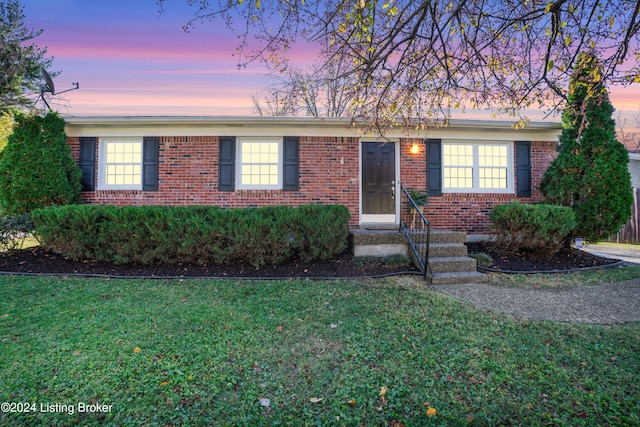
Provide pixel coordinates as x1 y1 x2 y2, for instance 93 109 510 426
41 67 55 95
37 68 80 111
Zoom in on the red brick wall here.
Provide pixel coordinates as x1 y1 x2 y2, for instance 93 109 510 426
418 141 557 233
68 137 557 232
69 136 362 227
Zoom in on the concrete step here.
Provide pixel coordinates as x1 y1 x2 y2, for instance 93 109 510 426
428 256 477 274
429 230 467 244
350 229 407 257
429 271 487 285
351 228 487 284
351 228 466 245
423 243 468 258
351 229 405 246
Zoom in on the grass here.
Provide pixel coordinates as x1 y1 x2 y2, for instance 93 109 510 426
593 242 640 249
0 274 638 426
19 236 39 249
487 265 640 288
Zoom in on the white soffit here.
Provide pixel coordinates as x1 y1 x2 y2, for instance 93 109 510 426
63 115 561 142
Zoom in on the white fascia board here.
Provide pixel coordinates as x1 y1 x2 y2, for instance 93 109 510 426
63 115 561 141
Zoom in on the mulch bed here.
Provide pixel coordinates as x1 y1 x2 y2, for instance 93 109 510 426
466 242 620 272
0 247 419 278
0 243 620 278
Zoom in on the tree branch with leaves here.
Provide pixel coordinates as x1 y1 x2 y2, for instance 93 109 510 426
160 0 640 133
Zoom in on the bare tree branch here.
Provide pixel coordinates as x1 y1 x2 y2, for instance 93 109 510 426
160 0 640 133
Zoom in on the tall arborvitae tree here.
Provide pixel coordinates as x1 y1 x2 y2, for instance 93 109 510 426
541 52 633 242
0 111 81 215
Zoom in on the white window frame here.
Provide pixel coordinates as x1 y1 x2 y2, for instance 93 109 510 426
236 137 284 190
98 137 143 190
442 141 514 194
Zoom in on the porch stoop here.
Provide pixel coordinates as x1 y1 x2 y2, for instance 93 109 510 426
426 230 487 285
350 228 486 284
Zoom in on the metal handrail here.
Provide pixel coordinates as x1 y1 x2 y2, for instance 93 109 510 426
399 184 431 278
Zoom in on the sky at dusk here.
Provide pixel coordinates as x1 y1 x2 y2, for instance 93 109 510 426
25 0 640 124
25 0 284 116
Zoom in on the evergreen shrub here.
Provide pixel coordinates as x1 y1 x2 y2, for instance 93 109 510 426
0 112 81 215
489 202 576 258
540 52 633 242
32 204 350 267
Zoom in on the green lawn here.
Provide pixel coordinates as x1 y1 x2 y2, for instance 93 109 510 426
1 274 638 426
487 265 640 288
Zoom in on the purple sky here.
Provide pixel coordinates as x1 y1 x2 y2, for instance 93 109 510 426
26 0 282 115
25 0 640 123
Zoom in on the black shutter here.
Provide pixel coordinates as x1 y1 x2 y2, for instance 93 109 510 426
427 139 442 196
142 137 159 191
516 141 532 197
283 136 299 191
79 137 96 191
218 136 235 191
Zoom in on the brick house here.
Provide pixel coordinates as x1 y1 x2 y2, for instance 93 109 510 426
64 116 561 236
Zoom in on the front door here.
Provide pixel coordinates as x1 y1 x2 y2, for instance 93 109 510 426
362 142 396 223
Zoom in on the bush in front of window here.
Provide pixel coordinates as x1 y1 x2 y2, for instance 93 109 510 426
31 204 350 267
489 202 576 259
0 112 81 215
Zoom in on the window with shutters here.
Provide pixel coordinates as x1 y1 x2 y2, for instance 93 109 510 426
236 137 283 190
442 142 513 193
98 138 143 190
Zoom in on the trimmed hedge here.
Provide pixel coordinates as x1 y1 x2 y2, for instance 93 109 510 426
489 202 576 258
32 204 350 267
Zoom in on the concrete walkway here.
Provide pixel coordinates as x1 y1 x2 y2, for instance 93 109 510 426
582 243 640 264
432 243 640 325
432 279 640 324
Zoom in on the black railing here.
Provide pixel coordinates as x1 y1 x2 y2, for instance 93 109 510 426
400 185 431 278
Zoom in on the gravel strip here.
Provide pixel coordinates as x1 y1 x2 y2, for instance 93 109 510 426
432 278 640 324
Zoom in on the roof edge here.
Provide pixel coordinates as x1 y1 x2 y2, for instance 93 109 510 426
62 115 562 130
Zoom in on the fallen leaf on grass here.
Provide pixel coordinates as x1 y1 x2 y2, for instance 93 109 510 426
276 326 283 332
133 347 141 354
347 399 356 406
309 397 323 403
258 398 270 407
426 407 437 417
379 386 387 396
160 381 169 386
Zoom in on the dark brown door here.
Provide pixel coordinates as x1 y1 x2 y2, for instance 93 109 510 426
362 142 396 215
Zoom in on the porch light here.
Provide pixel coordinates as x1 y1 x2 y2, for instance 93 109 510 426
410 144 420 154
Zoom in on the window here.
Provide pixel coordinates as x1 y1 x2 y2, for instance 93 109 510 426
236 137 282 189
442 142 513 193
99 138 143 190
